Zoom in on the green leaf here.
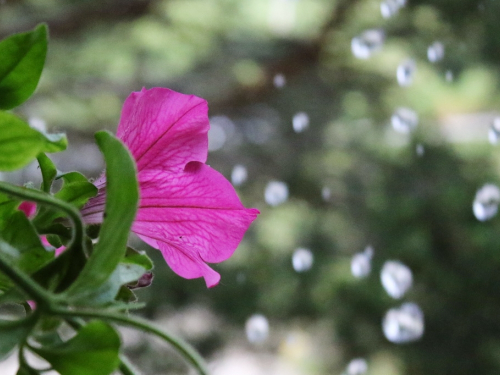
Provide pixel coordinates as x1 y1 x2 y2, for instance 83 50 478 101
32 328 64 347
33 171 97 227
72 248 152 306
0 211 53 292
54 181 97 210
0 112 45 171
45 234 63 249
0 316 36 360
56 171 89 184
30 320 121 375
115 286 137 304
40 132 67 153
65 131 138 301
0 182 87 295
0 287 29 305
36 154 57 193
0 111 67 171
77 262 148 305
0 192 18 228
30 244 87 294
0 24 48 110
36 315 63 334
124 247 153 271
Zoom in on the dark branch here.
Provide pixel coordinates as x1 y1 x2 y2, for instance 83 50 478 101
0 0 155 39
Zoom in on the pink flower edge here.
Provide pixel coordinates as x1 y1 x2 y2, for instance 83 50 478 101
82 88 259 288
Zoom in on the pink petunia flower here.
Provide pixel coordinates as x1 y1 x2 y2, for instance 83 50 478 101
81 88 259 287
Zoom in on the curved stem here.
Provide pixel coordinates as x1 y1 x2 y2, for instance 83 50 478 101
0 182 85 253
18 344 30 370
51 307 209 375
119 354 141 375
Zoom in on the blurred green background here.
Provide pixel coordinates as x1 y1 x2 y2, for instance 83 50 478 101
3 0 500 374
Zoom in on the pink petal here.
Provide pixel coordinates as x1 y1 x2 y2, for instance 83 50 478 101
116 88 209 172
40 236 50 247
19 201 36 217
132 162 259 287
40 235 66 256
54 245 66 256
158 241 221 288
79 174 107 223
80 189 105 224
81 87 260 287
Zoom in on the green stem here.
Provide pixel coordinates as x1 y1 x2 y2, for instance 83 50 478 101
0 242 54 305
51 307 209 375
0 181 85 253
18 345 30 370
119 354 141 375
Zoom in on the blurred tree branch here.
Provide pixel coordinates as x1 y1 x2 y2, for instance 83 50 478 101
0 0 155 38
207 0 360 113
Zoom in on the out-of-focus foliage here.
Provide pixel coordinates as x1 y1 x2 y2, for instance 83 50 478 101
3 0 500 374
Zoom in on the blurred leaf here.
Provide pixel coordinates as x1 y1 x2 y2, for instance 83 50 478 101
36 315 63 335
0 316 36 361
39 132 67 153
115 285 137 303
86 224 100 239
64 131 138 301
37 223 71 240
31 320 121 375
45 234 63 249
0 24 48 110
37 153 57 193
0 287 29 306
17 363 41 375
0 111 67 171
32 328 64 347
0 193 18 228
